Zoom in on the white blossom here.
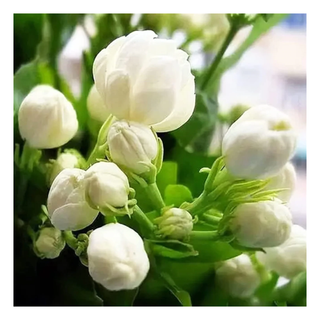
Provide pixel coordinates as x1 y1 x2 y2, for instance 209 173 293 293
107 120 158 174
84 162 130 209
215 254 260 298
87 223 150 291
230 200 292 248
222 105 297 179
47 168 99 231
263 162 296 202
256 225 306 279
93 30 195 132
87 84 110 122
18 85 78 149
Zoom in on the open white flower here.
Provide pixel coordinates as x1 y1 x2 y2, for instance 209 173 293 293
18 85 78 149
87 223 150 291
84 162 130 209
87 84 110 122
230 200 292 248
215 254 260 298
93 30 195 132
256 225 306 279
263 162 296 202
107 120 158 174
222 105 297 179
47 168 99 231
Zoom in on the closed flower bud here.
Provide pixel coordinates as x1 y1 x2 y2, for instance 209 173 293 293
256 225 306 279
107 120 158 175
87 84 110 122
263 162 296 202
18 85 78 149
84 162 130 209
47 168 99 231
48 149 86 185
34 227 65 259
154 208 193 240
87 223 150 291
230 200 292 248
222 105 297 179
215 254 260 298
93 30 195 132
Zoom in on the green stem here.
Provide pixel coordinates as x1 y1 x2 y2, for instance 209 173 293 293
202 214 222 225
200 23 239 91
184 191 208 216
86 115 114 168
144 183 166 211
104 215 117 224
189 230 220 241
132 205 155 237
63 231 78 250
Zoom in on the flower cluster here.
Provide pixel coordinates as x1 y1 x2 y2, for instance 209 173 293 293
17 29 305 300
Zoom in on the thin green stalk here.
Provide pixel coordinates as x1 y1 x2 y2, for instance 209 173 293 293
200 23 239 91
63 231 78 250
144 182 166 211
202 214 222 225
132 205 155 237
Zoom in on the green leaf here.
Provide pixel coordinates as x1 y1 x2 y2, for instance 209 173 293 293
170 144 217 196
94 283 139 306
272 272 306 306
159 272 192 306
164 184 193 207
156 161 178 196
14 14 44 71
172 91 218 153
147 239 198 259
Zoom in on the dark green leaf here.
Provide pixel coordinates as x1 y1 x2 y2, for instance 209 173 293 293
14 14 44 71
164 184 193 207
159 272 192 306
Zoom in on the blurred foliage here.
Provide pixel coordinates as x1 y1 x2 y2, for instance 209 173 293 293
13 13 301 307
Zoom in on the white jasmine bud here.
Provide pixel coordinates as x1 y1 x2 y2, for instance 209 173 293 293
154 208 193 240
107 120 158 175
215 254 260 298
34 227 65 259
48 149 86 185
84 162 130 210
93 30 195 132
256 225 306 279
263 162 296 202
87 223 150 291
230 200 292 248
18 85 78 149
222 105 297 179
87 84 110 122
47 168 99 231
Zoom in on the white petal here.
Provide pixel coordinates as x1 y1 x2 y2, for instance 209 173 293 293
51 202 99 231
93 36 126 97
147 39 177 57
152 77 195 132
105 69 131 119
115 30 157 83
131 56 181 124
